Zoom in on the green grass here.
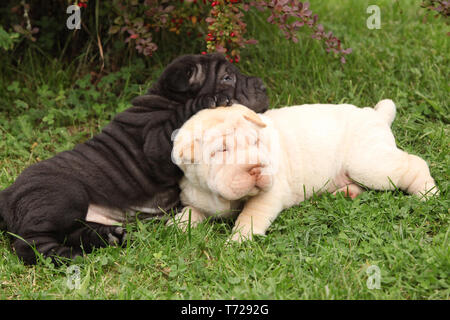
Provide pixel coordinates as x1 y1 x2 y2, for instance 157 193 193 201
0 0 449 299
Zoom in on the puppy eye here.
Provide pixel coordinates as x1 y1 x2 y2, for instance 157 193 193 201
222 74 233 82
186 67 194 78
210 148 227 157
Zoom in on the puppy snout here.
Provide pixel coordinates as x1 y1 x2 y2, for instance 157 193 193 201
248 164 272 191
249 165 263 177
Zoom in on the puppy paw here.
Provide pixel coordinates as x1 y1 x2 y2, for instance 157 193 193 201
227 230 267 245
214 93 231 107
332 184 364 199
229 231 252 243
416 182 440 201
228 225 258 243
107 226 127 247
166 206 205 232
195 94 231 109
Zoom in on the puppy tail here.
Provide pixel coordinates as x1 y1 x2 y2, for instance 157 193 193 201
374 99 396 126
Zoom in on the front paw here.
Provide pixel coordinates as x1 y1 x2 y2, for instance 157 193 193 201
228 225 256 243
229 230 252 243
228 222 267 244
166 206 205 232
214 93 231 107
107 226 127 246
195 94 231 109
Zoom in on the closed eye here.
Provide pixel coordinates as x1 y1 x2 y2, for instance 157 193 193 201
186 67 193 79
211 148 227 157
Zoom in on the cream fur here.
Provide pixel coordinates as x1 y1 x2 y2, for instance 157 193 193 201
170 100 439 241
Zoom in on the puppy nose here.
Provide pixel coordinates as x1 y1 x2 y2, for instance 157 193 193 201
248 164 272 190
249 164 263 176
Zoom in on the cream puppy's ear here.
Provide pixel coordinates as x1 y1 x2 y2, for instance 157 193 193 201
236 105 266 128
228 103 266 127
172 129 200 167
243 109 266 128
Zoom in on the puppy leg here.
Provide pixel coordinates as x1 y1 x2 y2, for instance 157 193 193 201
12 234 82 265
397 154 439 198
231 192 282 242
332 184 364 199
65 222 126 253
166 206 206 231
9 180 98 264
347 146 438 199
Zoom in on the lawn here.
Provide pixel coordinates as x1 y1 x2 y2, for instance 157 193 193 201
0 0 449 299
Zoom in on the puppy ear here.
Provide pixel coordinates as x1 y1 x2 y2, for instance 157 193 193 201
178 140 196 163
243 111 266 128
164 64 195 93
173 132 199 166
166 69 190 92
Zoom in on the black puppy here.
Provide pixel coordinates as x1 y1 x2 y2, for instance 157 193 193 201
0 53 269 264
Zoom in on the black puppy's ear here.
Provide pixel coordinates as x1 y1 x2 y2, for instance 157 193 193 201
165 66 193 93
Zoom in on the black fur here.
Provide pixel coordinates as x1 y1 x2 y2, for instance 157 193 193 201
0 53 269 264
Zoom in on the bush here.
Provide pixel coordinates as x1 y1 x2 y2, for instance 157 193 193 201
106 0 353 63
1 0 351 68
421 0 450 19
0 26 20 51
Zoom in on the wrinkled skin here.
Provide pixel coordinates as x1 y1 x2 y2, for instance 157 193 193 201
0 53 269 264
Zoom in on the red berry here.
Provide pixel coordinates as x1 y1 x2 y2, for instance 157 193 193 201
201 51 207 55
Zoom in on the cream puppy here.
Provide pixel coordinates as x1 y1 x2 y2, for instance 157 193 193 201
170 101 438 241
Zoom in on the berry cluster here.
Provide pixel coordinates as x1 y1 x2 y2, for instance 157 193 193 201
77 0 88 8
108 0 351 63
204 0 251 63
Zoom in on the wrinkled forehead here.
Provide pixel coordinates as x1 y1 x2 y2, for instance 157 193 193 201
199 120 259 147
170 53 226 68
178 53 237 70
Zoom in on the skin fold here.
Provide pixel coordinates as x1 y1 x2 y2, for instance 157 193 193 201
171 101 438 242
0 53 269 264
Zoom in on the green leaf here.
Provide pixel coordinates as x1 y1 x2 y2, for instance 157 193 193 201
108 25 120 34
